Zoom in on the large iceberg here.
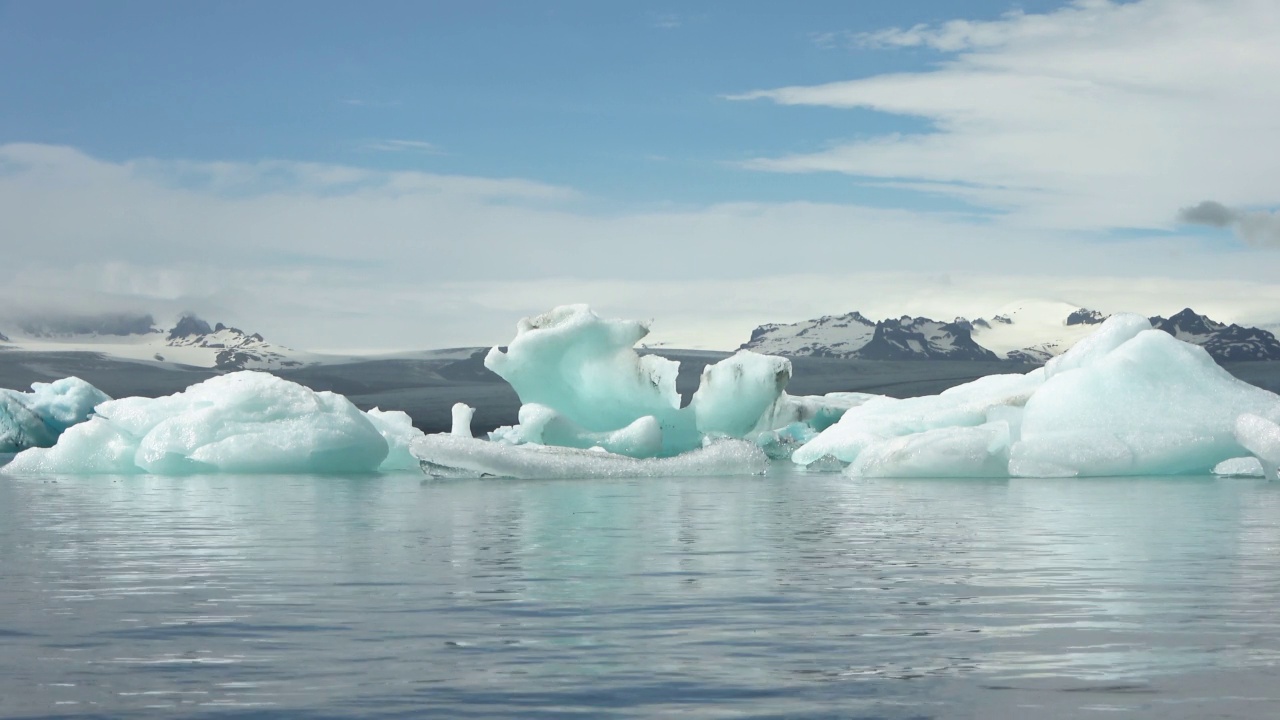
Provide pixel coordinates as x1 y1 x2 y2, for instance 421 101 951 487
481 304 853 458
1 377 110 453
3 372 421 475
794 314 1280 478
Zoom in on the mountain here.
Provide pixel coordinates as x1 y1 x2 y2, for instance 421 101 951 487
0 313 315 371
853 317 997 361
742 313 995 360
742 311 875 358
741 300 1280 363
1149 308 1280 361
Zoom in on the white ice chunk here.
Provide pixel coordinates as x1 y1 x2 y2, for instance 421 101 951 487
411 434 767 480
491 403 663 458
4 372 390 475
1009 330 1280 477
792 372 1041 466
366 408 426 471
1043 313 1152 379
0 377 110 453
485 305 689 443
1213 456 1266 478
484 305 805 455
691 351 792 438
794 311 1280 478
848 422 1012 478
1235 414 1280 481
451 402 475 438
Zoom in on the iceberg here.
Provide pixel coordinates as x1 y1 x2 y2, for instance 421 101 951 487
413 434 767 480
482 305 852 458
3 372 408 475
0 377 110 453
795 314 1280 478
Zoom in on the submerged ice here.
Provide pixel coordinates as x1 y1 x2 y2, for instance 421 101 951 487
4 372 422 475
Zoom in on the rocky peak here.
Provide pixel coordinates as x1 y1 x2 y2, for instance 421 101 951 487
1149 308 1226 338
168 314 214 340
1066 308 1107 326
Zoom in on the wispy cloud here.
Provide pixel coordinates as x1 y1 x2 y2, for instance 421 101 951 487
729 0 1280 237
651 13 681 30
362 139 443 154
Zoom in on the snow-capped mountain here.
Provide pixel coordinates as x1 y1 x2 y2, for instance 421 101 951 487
1 313 316 371
743 311 876 358
743 314 996 360
1149 309 1280 361
162 315 310 370
741 300 1280 363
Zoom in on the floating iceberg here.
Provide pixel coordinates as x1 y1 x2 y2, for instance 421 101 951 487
413 434 767 480
483 304 854 458
3 372 418 475
795 314 1280 478
0 377 110 453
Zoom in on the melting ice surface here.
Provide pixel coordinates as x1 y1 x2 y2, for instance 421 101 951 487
3 372 421 475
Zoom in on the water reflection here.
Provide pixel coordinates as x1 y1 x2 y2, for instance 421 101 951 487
1 471 1278 718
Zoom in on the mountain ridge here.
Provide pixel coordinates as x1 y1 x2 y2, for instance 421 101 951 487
742 303 1280 363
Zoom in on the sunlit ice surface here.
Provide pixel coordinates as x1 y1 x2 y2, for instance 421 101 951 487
2 469 1279 719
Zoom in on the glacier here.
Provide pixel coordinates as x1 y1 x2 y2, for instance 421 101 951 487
1 377 110 454
3 372 422 475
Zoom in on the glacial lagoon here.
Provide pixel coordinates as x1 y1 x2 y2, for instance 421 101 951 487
3 468 1279 719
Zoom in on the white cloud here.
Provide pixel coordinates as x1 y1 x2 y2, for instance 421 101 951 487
363 139 443 153
729 0 1280 233
1 142 1277 352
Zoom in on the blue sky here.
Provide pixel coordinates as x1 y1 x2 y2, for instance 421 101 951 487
1 1 1278 350
2 0 1059 207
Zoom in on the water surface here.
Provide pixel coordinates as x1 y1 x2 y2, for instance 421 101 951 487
2 470 1279 718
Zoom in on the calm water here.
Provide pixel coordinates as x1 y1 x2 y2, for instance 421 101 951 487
2 469 1279 719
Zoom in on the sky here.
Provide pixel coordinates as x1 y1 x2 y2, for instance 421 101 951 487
2 0 1279 351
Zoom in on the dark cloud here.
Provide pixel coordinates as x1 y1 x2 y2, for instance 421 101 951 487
1179 200 1280 248
1177 200 1235 228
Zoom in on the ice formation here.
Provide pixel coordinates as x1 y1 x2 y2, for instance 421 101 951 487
413 435 767 480
794 314 1280 478
0 377 110 453
366 408 427 471
1213 457 1266 478
480 304 852 459
2 372 415 475
1235 414 1280 481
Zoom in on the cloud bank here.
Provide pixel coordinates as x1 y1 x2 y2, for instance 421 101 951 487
1 140 1278 351
731 0 1280 235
